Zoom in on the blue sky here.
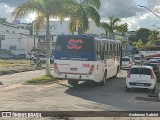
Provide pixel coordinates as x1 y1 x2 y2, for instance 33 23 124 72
0 0 160 31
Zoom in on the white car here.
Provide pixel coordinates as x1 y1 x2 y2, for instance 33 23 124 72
134 56 141 63
126 65 157 92
121 57 133 69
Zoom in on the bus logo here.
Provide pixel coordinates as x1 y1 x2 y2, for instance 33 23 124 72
67 39 83 50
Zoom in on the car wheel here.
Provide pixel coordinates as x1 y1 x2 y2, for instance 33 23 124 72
67 79 78 86
149 88 155 93
126 86 131 92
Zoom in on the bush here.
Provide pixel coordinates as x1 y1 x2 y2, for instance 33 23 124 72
26 75 55 84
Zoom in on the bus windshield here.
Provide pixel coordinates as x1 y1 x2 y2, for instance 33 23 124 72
55 35 96 61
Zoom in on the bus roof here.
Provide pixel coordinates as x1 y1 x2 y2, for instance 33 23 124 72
56 35 121 44
95 37 121 43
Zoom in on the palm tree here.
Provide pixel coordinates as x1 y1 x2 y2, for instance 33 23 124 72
12 0 76 75
68 0 101 35
99 16 121 39
116 23 128 36
149 30 159 45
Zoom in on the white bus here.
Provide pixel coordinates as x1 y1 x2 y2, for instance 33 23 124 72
54 35 122 86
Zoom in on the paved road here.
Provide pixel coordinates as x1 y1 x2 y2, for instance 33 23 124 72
0 70 160 120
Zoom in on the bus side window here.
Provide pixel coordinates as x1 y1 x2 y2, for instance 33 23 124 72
113 44 115 56
110 44 113 57
116 44 118 56
108 42 111 58
96 42 101 60
105 43 108 58
100 46 105 60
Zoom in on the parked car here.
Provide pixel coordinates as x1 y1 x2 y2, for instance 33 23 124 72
126 65 157 92
35 54 46 63
121 57 134 69
0 53 13 60
134 56 141 63
150 60 160 64
13 54 26 59
26 53 37 60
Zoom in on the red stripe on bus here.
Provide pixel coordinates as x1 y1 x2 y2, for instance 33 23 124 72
60 72 88 75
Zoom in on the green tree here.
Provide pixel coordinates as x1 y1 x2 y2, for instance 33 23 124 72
68 0 101 35
116 23 128 36
99 16 121 39
118 36 127 48
12 0 76 75
131 28 151 44
133 39 144 51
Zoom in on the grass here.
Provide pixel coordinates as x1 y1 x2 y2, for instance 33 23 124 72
0 60 30 67
0 59 52 76
26 75 55 84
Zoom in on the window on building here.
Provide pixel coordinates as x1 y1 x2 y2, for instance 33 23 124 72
9 46 17 50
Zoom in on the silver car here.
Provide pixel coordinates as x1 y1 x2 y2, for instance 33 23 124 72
121 57 134 69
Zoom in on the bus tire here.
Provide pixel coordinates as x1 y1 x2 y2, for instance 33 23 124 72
158 91 160 101
113 66 119 78
99 71 107 86
67 79 78 86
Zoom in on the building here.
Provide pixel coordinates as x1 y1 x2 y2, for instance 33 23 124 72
33 20 105 53
0 19 37 55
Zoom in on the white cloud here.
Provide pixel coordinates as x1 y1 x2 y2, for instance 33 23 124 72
153 6 160 14
1 0 160 32
0 3 15 22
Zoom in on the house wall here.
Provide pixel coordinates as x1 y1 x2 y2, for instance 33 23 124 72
0 22 37 55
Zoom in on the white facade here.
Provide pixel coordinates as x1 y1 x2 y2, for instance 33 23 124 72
33 20 105 52
0 21 37 55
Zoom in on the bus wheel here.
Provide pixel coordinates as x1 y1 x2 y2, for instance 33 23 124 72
113 66 119 78
158 91 160 101
99 72 106 86
67 79 78 86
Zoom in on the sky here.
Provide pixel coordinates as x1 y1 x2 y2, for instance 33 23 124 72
0 0 160 31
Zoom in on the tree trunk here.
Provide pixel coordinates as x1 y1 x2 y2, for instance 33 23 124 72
45 16 51 75
78 27 83 35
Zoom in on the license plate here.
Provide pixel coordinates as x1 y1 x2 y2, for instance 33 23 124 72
70 68 77 71
136 83 144 86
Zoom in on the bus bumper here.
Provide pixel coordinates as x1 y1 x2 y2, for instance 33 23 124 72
54 73 98 82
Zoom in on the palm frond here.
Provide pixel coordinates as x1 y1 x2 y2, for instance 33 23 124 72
33 13 45 35
82 0 101 9
12 0 46 19
84 6 100 26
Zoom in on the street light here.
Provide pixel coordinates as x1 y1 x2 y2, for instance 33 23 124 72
138 5 160 19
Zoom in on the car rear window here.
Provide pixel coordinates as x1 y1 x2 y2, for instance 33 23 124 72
122 58 130 61
130 68 151 75
134 57 140 60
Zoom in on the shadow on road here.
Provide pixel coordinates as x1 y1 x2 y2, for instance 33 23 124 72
64 76 159 110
